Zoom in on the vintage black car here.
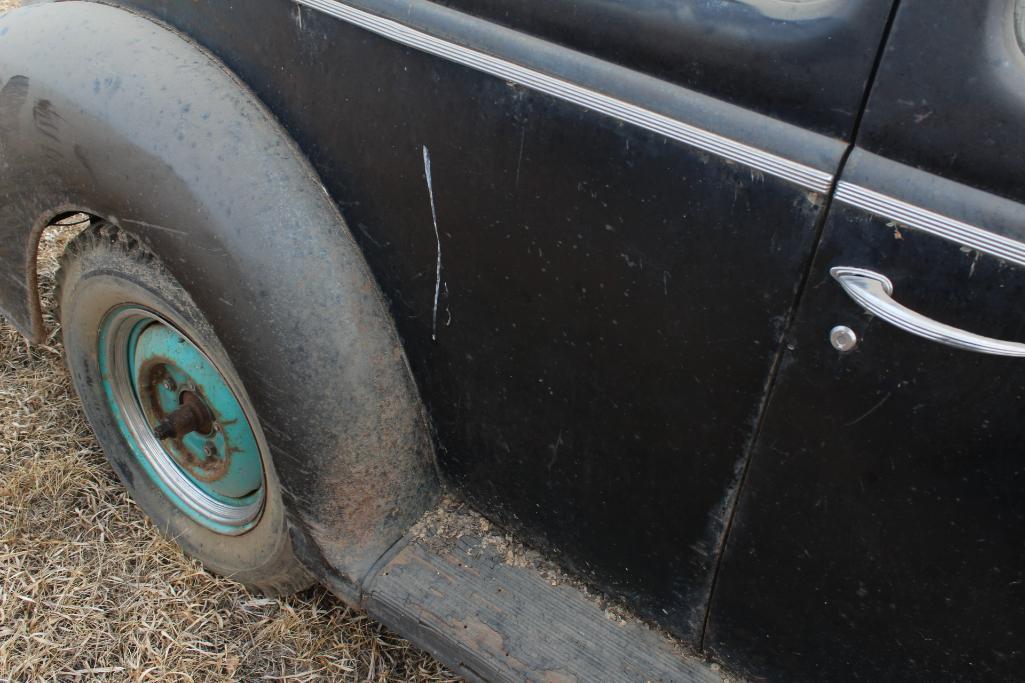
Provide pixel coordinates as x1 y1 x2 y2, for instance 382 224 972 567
1 0 1022 680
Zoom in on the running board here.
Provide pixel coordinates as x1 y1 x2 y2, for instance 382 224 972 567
357 506 724 682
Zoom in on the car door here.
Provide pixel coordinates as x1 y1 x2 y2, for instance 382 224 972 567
115 0 893 645
707 1 1025 679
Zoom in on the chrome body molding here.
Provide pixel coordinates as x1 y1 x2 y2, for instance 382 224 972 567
836 181 1025 269
294 0 835 193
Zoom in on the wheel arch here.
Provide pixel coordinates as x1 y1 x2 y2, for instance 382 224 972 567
0 1 439 594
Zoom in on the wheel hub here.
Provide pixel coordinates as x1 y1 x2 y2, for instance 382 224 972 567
99 307 266 534
152 390 214 441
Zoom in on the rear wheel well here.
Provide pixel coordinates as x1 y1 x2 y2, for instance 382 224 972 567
27 208 100 343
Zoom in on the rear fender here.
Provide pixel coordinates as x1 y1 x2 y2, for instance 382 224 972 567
0 1 439 596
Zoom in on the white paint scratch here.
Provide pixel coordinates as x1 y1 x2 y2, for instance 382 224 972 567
423 145 442 341
515 127 526 188
844 392 892 427
443 281 452 327
547 429 564 470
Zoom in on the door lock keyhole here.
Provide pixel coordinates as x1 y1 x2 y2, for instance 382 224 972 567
830 325 858 352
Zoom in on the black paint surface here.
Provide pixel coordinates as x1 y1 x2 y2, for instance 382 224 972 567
100 0 856 640
708 201 1025 680
429 0 895 139
859 0 1025 203
24 2 1024 680
708 1 1025 671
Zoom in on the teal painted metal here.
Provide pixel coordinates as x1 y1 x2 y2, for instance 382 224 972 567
99 307 265 533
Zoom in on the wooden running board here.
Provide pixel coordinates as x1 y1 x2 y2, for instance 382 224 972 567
360 525 724 682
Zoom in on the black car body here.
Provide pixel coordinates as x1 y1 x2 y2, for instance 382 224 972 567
0 0 1023 680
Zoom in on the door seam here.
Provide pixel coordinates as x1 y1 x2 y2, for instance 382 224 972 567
697 0 905 652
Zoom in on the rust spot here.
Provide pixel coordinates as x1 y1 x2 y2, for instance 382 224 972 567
138 356 231 483
152 391 213 439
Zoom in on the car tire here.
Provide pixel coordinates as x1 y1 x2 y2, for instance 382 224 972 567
56 221 313 595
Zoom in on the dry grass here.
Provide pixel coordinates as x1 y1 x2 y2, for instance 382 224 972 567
0 0 455 671
0 223 455 681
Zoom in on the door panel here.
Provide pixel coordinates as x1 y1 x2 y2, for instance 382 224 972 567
114 0 888 644
707 158 1025 681
708 1 1025 676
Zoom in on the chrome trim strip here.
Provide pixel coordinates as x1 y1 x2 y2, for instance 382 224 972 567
835 182 1025 268
294 0 835 193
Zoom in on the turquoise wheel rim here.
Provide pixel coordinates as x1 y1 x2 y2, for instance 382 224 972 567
98 306 265 534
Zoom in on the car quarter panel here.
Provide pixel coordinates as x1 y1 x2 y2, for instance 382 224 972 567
63 0 878 644
96 0 884 643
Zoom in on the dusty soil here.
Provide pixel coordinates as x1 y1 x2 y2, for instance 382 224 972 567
0 1 454 677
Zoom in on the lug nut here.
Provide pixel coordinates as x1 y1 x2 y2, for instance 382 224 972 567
203 442 218 458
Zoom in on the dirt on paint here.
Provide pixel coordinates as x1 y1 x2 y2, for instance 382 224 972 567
411 497 691 641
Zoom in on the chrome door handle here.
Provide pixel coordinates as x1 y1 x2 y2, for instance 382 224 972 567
830 266 1025 357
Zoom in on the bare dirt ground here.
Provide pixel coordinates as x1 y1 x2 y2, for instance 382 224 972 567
0 3 453 679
